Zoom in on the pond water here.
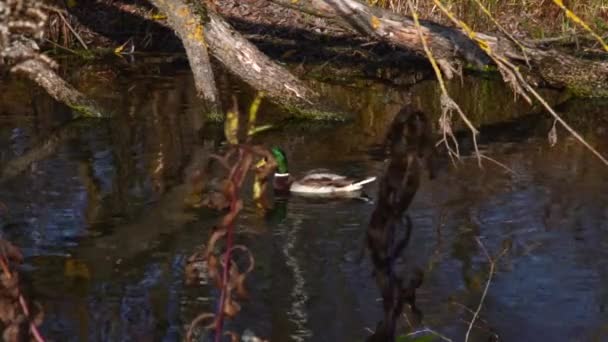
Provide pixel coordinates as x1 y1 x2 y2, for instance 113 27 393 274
1 56 608 341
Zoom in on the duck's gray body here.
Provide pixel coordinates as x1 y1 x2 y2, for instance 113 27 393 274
289 169 376 197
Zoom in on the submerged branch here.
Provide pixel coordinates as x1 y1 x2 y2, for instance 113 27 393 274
0 120 84 184
465 238 509 342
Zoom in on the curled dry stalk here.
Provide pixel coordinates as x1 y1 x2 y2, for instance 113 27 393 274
430 0 608 167
0 239 45 342
185 93 271 342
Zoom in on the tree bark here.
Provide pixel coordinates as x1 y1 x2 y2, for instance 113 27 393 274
205 10 323 111
149 0 221 113
270 0 490 70
5 43 106 118
11 58 105 117
150 0 327 115
270 0 608 97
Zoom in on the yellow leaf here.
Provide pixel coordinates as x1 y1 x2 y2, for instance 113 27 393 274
64 258 91 279
370 16 381 30
253 178 262 201
248 124 273 136
151 14 167 20
224 107 239 145
247 92 264 136
67 0 77 8
184 193 203 207
255 158 267 169
114 40 128 55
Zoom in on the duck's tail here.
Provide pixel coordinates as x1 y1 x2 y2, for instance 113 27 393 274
350 176 377 188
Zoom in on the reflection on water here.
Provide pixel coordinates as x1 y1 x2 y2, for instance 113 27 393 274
0 57 607 341
280 215 312 341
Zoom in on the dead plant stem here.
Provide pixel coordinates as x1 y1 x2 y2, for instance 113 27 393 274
408 0 481 166
465 237 508 342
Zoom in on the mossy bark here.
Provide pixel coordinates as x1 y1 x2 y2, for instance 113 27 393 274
12 58 105 118
271 0 608 98
531 51 608 97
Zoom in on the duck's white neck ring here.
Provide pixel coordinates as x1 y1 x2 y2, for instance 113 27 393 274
274 173 290 177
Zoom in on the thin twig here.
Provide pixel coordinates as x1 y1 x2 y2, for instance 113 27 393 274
44 38 80 55
408 0 481 166
522 82 608 166
465 237 508 342
458 318 500 340
470 0 530 66
55 11 88 50
550 0 608 51
405 327 454 342
431 0 608 167
480 154 517 175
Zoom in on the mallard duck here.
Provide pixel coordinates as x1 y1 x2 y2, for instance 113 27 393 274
268 147 377 197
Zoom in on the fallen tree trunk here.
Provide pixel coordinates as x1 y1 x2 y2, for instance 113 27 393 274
3 43 106 118
1 0 107 118
205 10 323 111
270 0 608 97
149 0 221 113
150 0 328 116
269 0 489 74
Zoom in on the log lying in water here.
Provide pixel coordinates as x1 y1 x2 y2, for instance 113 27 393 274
6 44 105 118
150 0 326 115
149 0 221 113
205 10 324 110
270 0 608 97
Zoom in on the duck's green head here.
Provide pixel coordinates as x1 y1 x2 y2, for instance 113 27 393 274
270 146 289 174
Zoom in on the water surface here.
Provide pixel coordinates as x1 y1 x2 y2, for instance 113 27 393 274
0 57 607 341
